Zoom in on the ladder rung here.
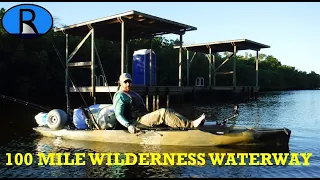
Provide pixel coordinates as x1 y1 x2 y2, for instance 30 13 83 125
215 71 233 75
69 86 118 92
68 62 97 68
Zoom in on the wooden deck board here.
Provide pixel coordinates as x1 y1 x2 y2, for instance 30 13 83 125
69 86 259 95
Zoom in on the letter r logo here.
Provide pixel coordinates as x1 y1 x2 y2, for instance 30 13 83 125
1 4 53 39
19 9 38 34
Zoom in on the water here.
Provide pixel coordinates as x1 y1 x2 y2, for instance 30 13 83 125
1 90 320 178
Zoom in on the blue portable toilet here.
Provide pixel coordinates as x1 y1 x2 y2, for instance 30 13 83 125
132 49 156 85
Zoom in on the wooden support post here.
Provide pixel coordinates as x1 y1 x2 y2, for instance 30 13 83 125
187 50 189 86
233 45 237 87
215 53 234 73
208 46 212 86
149 38 153 86
126 42 129 73
156 87 159 110
121 20 125 74
91 28 96 104
212 53 216 87
67 29 92 63
65 33 70 114
153 95 156 111
146 95 149 111
179 34 183 87
145 87 149 111
256 50 259 87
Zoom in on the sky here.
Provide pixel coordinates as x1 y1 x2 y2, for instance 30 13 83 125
2 2 320 74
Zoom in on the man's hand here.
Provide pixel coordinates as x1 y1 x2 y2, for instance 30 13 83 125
128 125 137 134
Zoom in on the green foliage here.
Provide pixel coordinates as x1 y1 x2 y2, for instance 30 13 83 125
0 7 319 101
0 8 7 35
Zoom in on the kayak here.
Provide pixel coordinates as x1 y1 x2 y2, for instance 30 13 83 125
33 104 291 147
33 123 291 147
35 135 290 153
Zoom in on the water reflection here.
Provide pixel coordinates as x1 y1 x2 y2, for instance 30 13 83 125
28 135 291 178
1 90 320 177
35 136 290 154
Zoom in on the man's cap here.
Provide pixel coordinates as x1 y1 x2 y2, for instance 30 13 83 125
119 73 132 82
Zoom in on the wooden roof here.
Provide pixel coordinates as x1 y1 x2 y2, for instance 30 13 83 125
174 39 270 53
54 10 197 41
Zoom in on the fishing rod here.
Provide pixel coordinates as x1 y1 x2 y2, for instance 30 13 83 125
0 94 51 112
50 40 101 130
136 105 241 133
94 44 113 102
135 111 241 136
218 105 239 126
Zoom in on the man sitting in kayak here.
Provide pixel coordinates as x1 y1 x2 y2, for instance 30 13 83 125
113 73 206 134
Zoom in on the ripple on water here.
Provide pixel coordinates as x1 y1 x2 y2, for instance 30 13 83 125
1 90 320 178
